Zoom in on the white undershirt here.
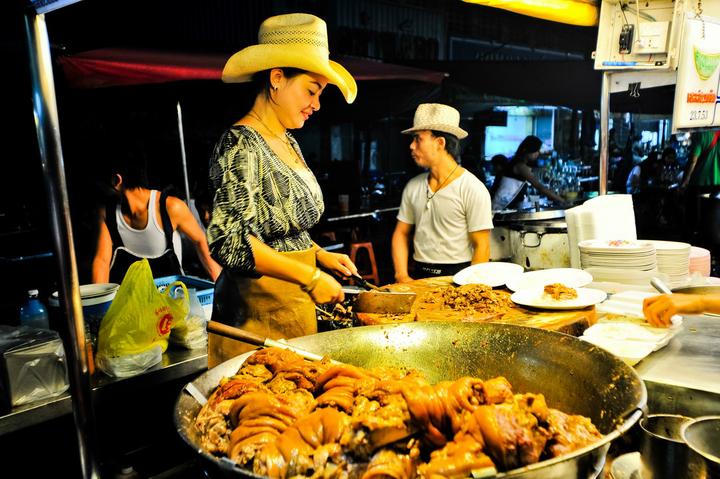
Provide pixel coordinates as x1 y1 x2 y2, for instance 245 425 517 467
116 189 183 262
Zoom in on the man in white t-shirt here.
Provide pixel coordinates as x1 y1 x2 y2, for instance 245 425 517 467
392 103 493 282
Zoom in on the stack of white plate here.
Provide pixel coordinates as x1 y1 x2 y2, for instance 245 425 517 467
645 240 691 287
579 239 657 270
578 239 658 285
689 246 712 277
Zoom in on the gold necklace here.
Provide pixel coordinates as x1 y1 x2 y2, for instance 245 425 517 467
248 111 299 162
426 163 460 202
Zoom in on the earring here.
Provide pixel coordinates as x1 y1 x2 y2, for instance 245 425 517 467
273 85 278 90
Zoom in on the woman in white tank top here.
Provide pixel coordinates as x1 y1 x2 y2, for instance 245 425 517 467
92 163 222 284
115 189 183 262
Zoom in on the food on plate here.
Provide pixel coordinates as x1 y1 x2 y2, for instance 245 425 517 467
543 283 578 301
195 347 603 478
424 284 514 315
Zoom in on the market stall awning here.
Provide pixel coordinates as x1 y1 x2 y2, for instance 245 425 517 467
461 0 598 26
57 48 448 89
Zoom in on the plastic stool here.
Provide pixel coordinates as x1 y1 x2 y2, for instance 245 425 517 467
349 242 380 286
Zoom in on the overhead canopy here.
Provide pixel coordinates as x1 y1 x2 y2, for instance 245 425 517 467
461 0 598 26
57 48 448 89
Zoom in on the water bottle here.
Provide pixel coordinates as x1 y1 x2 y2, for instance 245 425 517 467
19 289 50 329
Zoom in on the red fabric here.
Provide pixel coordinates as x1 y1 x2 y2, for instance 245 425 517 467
57 49 225 88
57 48 446 88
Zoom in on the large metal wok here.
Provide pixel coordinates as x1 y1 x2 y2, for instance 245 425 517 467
175 322 646 478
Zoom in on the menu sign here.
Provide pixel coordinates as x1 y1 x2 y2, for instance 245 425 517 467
673 16 720 130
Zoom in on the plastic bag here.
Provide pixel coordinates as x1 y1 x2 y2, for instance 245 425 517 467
96 259 189 377
170 288 208 350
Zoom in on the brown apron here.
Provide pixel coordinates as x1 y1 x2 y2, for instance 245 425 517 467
208 248 317 368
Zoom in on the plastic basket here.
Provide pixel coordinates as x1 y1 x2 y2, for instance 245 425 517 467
153 275 215 307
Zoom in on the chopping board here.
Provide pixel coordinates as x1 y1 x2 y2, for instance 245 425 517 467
355 276 596 337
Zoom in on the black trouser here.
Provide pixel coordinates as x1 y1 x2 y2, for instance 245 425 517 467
412 261 471 279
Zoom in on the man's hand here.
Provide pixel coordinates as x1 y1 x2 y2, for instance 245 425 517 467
643 294 704 328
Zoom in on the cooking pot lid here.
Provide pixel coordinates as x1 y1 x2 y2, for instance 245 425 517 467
508 221 567 233
493 208 566 223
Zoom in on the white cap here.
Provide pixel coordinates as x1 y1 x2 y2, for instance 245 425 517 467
28 289 39 297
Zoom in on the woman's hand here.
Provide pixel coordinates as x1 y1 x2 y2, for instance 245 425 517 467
316 249 358 279
309 271 345 304
643 294 704 327
394 274 414 284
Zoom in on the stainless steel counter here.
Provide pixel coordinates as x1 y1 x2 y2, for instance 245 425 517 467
0 347 207 436
635 315 720 416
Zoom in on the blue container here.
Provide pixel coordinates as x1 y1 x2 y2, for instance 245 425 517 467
49 283 119 348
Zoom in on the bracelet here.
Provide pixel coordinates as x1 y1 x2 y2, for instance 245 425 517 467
300 268 322 293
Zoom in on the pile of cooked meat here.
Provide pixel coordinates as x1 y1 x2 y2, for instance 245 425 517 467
425 284 515 315
543 283 578 301
195 347 602 479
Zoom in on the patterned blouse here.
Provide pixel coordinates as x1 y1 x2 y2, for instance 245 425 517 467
207 125 324 274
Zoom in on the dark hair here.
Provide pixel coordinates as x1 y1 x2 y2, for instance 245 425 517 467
430 130 461 161
490 154 509 170
250 68 307 99
513 135 543 161
110 154 148 190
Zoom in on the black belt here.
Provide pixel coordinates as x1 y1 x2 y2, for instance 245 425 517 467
413 261 471 279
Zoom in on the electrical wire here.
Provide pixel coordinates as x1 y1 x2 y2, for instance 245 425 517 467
618 0 630 26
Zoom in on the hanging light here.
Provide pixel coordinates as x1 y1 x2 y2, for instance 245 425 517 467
461 0 599 27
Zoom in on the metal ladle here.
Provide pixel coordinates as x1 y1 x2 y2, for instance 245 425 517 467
651 277 673 295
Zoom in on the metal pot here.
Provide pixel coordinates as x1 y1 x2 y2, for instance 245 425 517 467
681 415 720 478
493 208 566 225
509 221 571 270
490 226 511 261
175 322 646 478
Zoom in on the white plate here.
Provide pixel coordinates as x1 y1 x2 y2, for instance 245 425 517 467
510 287 607 310
506 268 593 292
452 262 524 287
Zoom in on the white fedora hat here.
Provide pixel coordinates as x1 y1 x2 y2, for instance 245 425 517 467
222 13 357 104
401 103 468 139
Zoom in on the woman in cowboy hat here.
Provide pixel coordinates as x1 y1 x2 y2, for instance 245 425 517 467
206 13 359 366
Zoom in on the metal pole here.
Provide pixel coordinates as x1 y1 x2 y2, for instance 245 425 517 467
599 71 610 195
24 10 100 479
177 102 191 204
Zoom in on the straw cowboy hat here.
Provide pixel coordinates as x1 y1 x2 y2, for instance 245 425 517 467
401 103 468 139
222 13 357 104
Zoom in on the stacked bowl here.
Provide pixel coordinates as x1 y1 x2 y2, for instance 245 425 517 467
646 240 691 287
689 246 712 277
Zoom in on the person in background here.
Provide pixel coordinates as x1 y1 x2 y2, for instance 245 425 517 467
643 293 720 328
392 103 493 282
679 129 720 240
92 158 222 284
488 154 509 197
491 135 567 209
680 129 720 192
659 147 681 186
206 13 359 366
626 150 661 194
